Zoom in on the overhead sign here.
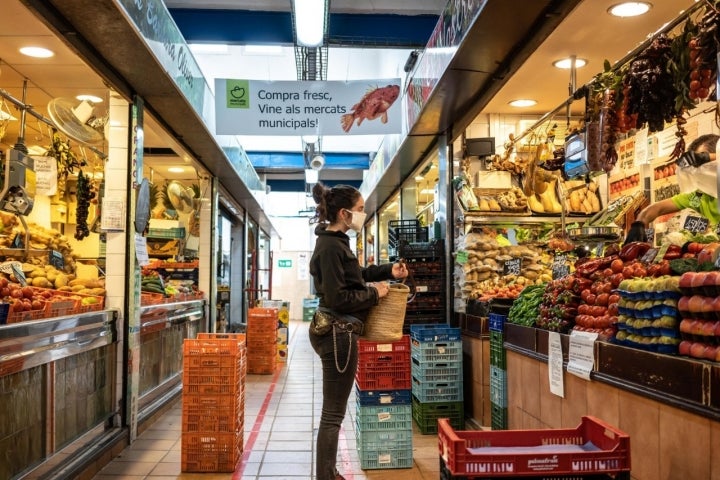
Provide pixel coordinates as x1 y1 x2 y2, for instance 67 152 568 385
214 79 402 136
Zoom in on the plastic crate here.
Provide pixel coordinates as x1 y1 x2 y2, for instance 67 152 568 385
358 335 411 354
491 402 508 431
6 304 46 324
184 338 245 357
181 432 242 473
410 324 461 342
411 396 464 434
411 339 462 363
355 386 412 406
356 336 411 390
438 416 631 478
356 404 413 431
183 371 243 395
399 240 443 259
358 441 414 470
489 313 507 332
411 357 463 384
412 376 463 403
357 427 413 449
182 402 244 433
490 366 508 408
489 337 507 369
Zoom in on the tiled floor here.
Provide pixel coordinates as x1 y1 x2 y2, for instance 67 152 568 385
93 320 442 479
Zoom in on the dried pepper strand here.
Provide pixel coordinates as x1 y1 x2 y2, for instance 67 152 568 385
74 170 95 240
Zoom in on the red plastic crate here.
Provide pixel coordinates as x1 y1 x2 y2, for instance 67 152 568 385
438 416 631 478
356 351 411 391
184 338 245 357
358 335 411 355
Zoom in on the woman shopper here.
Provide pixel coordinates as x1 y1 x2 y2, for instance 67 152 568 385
308 183 408 480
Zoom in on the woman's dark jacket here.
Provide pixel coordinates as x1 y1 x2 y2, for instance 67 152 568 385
310 225 394 322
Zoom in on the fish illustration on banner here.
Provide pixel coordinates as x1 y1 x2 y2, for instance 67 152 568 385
340 84 400 132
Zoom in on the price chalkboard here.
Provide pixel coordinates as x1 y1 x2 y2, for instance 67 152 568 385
552 254 570 279
503 258 522 276
641 248 658 264
684 215 709 233
49 250 64 269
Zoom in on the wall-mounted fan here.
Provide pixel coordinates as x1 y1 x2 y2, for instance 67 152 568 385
47 98 104 145
166 180 195 214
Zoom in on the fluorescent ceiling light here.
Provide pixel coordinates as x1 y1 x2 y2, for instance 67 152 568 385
293 0 326 47
76 94 103 103
420 189 434 195
553 58 587 69
0 110 17 121
189 44 229 54
168 167 185 173
415 175 424 181
608 2 652 17
20 46 54 58
509 99 537 108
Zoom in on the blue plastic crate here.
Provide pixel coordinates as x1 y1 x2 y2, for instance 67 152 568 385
355 386 412 406
410 339 462 363
410 357 463 384
410 324 461 342
355 404 413 431
356 428 413 449
489 313 507 332
358 441 413 470
411 376 463 403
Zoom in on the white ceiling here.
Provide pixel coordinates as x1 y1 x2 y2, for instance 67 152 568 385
0 0 700 179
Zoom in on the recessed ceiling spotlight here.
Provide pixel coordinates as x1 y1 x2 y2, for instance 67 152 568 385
553 58 588 69
608 2 652 17
19 46 54 58
415 175 424 181
76 94 103 103
509 99 537 108
168 167 185 173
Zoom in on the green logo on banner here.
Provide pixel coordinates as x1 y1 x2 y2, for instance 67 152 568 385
227 80 249 108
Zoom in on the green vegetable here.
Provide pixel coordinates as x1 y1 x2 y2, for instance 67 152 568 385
669 257 698 275
508 284 547 327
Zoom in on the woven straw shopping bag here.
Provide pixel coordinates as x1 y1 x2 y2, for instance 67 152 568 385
362 283 411 342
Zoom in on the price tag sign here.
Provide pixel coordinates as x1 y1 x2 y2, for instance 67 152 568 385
48 250 64 269
683 215 709 233
640 248 658 263
552 254 570 279
503 258 521 276
0 261 26 286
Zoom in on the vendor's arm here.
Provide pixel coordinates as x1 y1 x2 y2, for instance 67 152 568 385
636 198 681 227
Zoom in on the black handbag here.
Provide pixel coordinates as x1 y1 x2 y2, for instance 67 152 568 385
309 310 335 336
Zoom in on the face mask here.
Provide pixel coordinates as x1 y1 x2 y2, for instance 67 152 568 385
344 209 367 232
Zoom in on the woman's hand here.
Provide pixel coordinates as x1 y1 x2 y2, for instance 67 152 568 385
369 281 389 298
392 262 409 280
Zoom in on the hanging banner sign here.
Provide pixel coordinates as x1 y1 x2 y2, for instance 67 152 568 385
214 78 402 136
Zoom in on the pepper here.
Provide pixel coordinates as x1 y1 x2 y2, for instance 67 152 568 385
619 242 652 261
662 244 683 260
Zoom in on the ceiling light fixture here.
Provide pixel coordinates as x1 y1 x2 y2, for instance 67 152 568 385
76 94 103 103
553 58 587 69
310 153 325 170
293 0 327 47
509 99 537 108
607 2 652 17
168 167 185 173
305 168 319 184
19 46 54 58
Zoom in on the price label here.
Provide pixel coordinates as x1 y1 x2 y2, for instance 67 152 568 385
48 250 64 269
0 261 26 286
640 248 658 263
503 258 521 276
552 254 570 279
683 215 709 233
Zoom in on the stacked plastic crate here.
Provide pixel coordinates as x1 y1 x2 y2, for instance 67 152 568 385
354 335 413 470
489 313 508 429
410 324 464 434
246 307 278 374
181 333 246 473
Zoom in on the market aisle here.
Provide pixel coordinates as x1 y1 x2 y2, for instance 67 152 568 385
92 320 441 480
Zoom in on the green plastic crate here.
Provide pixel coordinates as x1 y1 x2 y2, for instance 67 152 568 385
490 402 508 430
489 335 507 369
490 365 507 408
411 395 464 434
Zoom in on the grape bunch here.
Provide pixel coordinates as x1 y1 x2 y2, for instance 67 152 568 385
623 34 676 133
74 170 95 240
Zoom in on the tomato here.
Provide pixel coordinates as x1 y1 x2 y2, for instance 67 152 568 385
610 259 624 273
603 268 614 278
596 293 609 306
634 266 647 278
580 289 591 302
608 293 620 305
10 288 23 299
586 293 597 306
610 273 624 288
622 266 635 279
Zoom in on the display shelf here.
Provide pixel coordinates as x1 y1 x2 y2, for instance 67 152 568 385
462 213 591 226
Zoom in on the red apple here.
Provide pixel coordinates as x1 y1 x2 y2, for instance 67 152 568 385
690 342 707 358
690 319 705 336
680 319 693 334
691 272 707 291
704 271 720 286
678 296 690 315
679 340 692 356
701 321 716 337
713 321 720 338
680 272 695 290
702 297 716 319
704 345 718 360
715 347 720 362
688 295 706 313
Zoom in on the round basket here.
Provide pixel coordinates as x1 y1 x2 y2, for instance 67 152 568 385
362 283 411 342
